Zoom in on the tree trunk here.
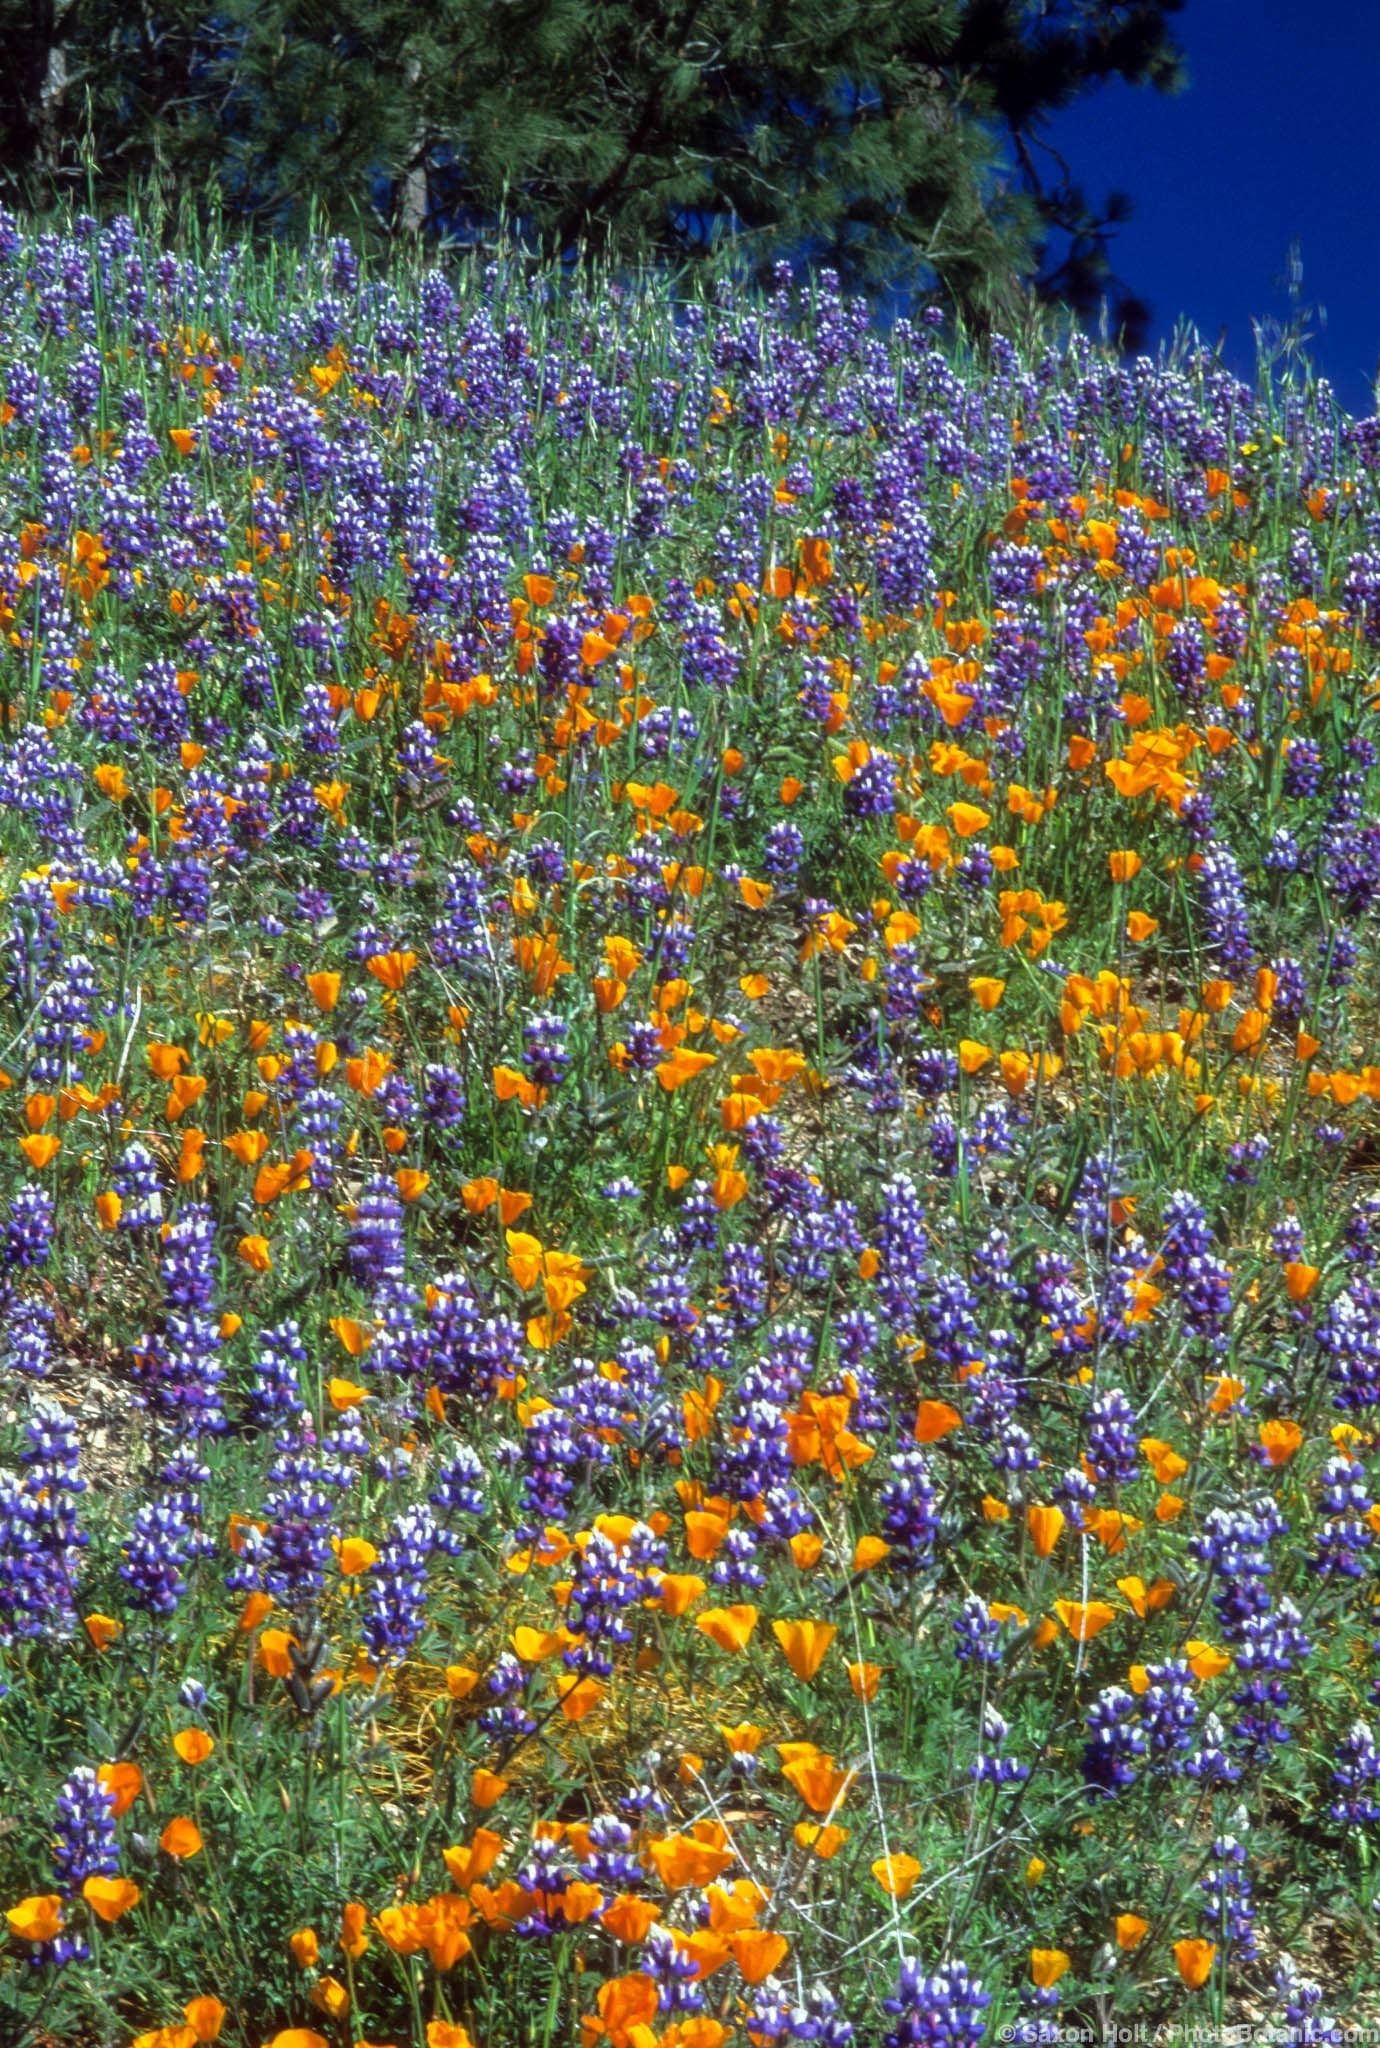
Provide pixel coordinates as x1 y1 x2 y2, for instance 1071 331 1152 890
398 54 428 234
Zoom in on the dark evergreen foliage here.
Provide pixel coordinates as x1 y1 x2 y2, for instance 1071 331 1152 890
0 0 1184 327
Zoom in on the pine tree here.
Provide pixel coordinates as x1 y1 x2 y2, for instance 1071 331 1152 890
0 0 1185 328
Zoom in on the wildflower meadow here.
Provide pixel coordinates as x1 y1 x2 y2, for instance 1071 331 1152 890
4 211 1380 2046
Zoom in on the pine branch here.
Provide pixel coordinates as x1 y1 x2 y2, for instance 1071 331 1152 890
552 0 709 250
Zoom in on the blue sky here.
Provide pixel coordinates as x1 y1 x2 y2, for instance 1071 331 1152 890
1041 0 1380 415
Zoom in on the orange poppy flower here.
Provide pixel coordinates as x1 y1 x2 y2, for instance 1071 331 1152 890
948 802 990 837
1284 1261 1319 1302
305 971 341 1011
184 1996 226 2041
730 1927 789 1984
6 1895 63 1942
1140 1437 1188 1484
1258 1418 1303 1466
602 1894 662 1944
848 1661 882 1702
144 1039 188 1080
771 1618 836 1682
165 1072 206 1121
1185 1641 1232 1680
223 1128 270 1166
172 1728 214 1764
646 1834 735 1889
695 1606 758 1654
656 1572 706 1616
1053 1599 1116 1642
338 1901 370 1960
258 1628 294 1677
365 949 418 991
311 1980 349 2022
1173 1937 1217 1989
1116 1575 1175 1618
782 1753 856 1814
675 1926 732 1980
417 1893 474 1972
557 1675 604 1722
288 1927 319 1970
793 1821 849 1859
440 1828 503 1892
656 1049 717 1092
1027 1504 1065 1559
1030 1948 1070 1987
584 1972 659 2048
472 1768 508 1808
871 1853 922 1900
336 1537 378 1576
97 1760 142 1816
159 1816 203 1858
914 1400 961 1443
177 1128 207 1181
1115 1912 1149 1950
998 1050 1031 1096
324 1377 372 1421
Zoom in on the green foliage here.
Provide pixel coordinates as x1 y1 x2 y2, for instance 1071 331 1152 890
0 1 1186 325
6 210 1379 2043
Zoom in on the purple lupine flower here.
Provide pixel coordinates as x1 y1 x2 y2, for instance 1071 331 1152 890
1330 1720 1380 1826
1200 1833 1259 1962
360 1504 438 1668
970 1704 1028 1787
1311 1456 1373 1578
118 1499 197 1618
1081 1685 1146 1798
112 1141 162 1230
0 1401 88 1644
246 1320 309 1428
879 1449 938 1571
1084 1387 1138 1485
4 1185 54 1270
882 1958 990 2048
1141 1660 1197 1762
953 1594 1000 1668
1195 1497 1286 1640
